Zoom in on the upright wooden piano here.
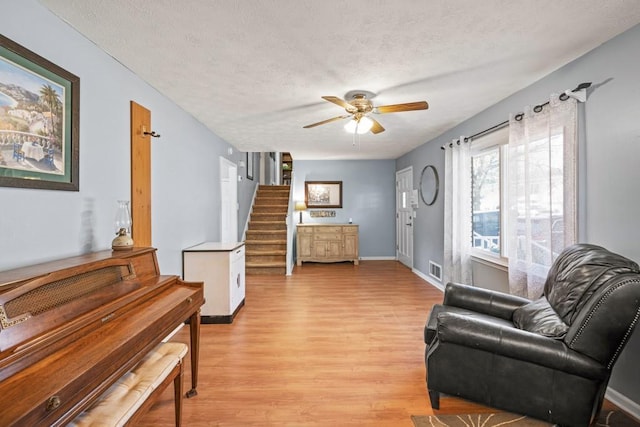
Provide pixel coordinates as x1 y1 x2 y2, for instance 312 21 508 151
0 247 204 426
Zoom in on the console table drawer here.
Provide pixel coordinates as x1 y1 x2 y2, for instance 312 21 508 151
314 233 341 241
317 226 342 234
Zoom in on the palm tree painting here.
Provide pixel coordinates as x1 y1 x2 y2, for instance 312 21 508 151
1 34 79 191
39 84 62 149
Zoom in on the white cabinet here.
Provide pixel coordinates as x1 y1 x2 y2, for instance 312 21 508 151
182 242 245 323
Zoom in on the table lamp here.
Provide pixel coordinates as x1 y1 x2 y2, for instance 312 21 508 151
294 201 307 224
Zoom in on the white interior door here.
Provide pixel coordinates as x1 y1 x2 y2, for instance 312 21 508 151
220 157 238 242
396 167 413 268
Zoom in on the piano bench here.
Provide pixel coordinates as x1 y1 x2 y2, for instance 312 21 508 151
69 342 188 427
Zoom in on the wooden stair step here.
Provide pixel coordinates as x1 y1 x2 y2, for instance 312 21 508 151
245 266 287 275
258 185 289 189
246 250 286 259
245 259 286 275
254 202 289 209
255 196 289 202
246 254 286 264
246 232 286 241
252 205 288 213
245 239 286 244
245 242 286 252
249 221 286 230
256 193 289 198
251 213 286 217
250 213 287 221
258 185 290 191
255 195 288 199
246 261 286 268
245 249 287 255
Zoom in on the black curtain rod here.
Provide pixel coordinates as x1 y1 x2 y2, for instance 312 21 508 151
441 82 591 150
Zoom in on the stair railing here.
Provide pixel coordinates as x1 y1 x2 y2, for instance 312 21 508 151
242 184 260 242
285 176 295 276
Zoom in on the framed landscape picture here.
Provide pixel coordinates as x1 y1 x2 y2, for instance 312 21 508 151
0 35 79 191
305 181 342 208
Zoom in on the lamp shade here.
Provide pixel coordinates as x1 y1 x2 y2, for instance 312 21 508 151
295 201 307 211
344 116 373 134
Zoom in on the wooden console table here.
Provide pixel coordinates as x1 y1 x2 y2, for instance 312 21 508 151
296 224 359 266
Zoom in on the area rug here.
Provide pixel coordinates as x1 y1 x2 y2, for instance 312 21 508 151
411 410 640 427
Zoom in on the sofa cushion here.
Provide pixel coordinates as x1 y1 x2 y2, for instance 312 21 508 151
513 297 568 338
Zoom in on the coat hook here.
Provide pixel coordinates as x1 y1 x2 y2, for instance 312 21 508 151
143 131 161 138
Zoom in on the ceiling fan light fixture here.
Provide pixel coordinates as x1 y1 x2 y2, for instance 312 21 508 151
344 116 373 134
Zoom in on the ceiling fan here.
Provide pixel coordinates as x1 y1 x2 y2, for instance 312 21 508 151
303 91 429 134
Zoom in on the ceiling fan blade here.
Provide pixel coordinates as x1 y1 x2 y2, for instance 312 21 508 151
322 96 358 113
370 117 385 134
375 101 429 114
303 115 351 129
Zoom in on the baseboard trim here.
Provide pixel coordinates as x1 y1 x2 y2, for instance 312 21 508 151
359 256 397 261
201 300 245 324
412 268 444 292
606 387 640 421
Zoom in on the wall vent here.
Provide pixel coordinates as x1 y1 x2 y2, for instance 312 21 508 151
429 261 442 281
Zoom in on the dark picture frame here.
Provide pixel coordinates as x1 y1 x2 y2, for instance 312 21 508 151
305 181 343 208
246 152 254 180
0 35 80 191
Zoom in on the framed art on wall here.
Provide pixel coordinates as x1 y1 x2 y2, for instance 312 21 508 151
0 35 79 191
305 181 342 208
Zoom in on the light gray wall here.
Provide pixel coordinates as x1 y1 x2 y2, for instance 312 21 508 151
238 152 258 234
0 0 258 274
398 23 640 407
263 152 277 185
396 142 445 281
292 160 396 258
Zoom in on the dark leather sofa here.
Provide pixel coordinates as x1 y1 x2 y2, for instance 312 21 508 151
424 244 640 426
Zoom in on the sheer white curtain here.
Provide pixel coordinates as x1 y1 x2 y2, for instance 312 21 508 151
507 95 577 298
443 136 473 285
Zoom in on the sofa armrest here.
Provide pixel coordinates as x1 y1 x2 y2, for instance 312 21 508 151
434 311 607 380
443 282 531 320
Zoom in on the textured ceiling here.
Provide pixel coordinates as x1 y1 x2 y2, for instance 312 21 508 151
39 0 640 160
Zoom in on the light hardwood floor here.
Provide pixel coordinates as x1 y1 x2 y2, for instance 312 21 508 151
137 261 519 426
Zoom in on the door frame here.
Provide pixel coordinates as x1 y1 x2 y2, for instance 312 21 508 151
219 157 238 242
396 166 414 268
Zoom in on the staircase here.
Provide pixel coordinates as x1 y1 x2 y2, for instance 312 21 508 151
245 185 290 275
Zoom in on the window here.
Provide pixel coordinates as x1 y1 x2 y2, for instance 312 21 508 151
506 97 577 298
469 124 570 267
470 128 508 260
511 133 567 266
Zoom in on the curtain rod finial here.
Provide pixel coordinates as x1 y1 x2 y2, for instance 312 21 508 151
573 82 592 92
564 88 587 103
